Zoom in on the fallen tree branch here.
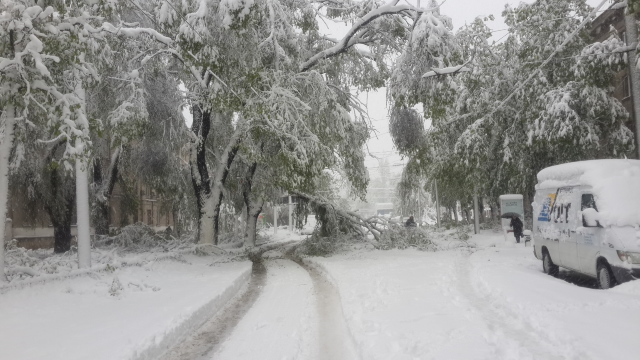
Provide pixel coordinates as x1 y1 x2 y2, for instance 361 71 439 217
291 191 387 241
248 240 298 263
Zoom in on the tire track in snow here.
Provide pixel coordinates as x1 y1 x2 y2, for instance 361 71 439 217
291 257 359 360
157 262 266 360
454 251 594 360
157 252 357 360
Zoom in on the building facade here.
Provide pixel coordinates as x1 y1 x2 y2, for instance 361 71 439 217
590 5 638 144
5 181 175 250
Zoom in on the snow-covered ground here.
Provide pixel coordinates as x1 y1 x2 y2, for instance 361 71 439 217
0 254 251 360
3 228 640 360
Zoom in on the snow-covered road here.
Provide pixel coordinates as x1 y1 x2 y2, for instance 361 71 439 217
159 262 269 360
210 257 358 360
160 230 640 360
307 232 640 360
4 230 640 360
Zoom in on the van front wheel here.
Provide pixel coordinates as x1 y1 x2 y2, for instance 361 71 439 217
543 252 559 277
597 262 616 289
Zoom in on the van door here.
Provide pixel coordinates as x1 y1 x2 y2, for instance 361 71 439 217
577 193 601 276
553 187 580 270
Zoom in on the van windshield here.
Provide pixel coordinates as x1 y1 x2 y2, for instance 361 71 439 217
581 194 597 211
581 194 600 227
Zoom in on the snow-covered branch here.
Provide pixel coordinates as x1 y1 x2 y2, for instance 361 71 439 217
421 64 471 78
300 0 426 71
101 22 173 46
291 191 382 241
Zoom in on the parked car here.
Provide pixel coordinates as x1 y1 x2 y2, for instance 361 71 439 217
532 159 640 289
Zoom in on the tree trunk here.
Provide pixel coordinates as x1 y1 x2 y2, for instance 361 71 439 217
210 187 223 245
0 104 16 281
189 106 212 243
188 109 241 245
172 207 180 236
244 199 264 248
453 204 459 223
201 120 242 245
523 190 533 230
242 161 262 248
198 192 216 244
53 219 72 253
92 157 107 235
93 147 121 235
210 143 240 245
44 149 75 253
93 200 110 236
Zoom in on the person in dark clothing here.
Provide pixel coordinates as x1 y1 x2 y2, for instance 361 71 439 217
510 215 523 243
405 216 417 227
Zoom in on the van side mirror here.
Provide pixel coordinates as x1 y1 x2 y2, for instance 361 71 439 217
582 208 600 227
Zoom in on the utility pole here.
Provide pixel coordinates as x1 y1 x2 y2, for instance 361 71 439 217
417 190 421 227
473 189 480 235
288 195 293 232
625 9 640 159
435 179 441 228
74 68 91 269
274 204 278 234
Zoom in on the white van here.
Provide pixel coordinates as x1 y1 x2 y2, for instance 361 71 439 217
532 159 640 289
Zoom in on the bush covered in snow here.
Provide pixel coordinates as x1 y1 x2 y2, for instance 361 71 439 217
455 224 471 241
97 223 193 252
2 224 199 283
4 239 79 281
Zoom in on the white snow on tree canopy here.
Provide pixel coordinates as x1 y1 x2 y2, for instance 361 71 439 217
536 159 640 227
219 0 255 28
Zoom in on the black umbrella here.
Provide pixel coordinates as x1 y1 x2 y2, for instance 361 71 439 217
500 212 521 218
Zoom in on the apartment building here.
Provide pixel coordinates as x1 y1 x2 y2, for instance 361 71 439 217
590 5 638 140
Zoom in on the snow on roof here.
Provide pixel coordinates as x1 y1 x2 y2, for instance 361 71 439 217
499 194 523 200
537 159 640 227
537 159 640 184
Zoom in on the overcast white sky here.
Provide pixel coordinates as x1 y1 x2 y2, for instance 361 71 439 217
363 0 612 174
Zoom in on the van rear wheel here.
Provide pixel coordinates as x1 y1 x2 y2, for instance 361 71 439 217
597 262 616 289
543 252 559 277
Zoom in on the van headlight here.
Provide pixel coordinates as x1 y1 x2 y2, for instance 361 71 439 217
616 251 640 264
